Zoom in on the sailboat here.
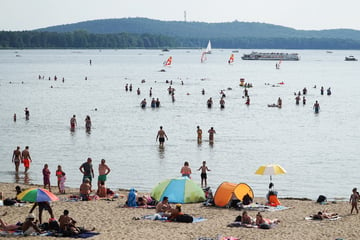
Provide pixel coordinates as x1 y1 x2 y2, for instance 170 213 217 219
201 52 207 63
163 56 172 66
204 40 212 54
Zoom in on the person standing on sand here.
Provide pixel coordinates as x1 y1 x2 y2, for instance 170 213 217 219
56 165 64 193
70 115 77 130
98 159 111 188
208 127 216 144
22 146 32 173
198 161 211 188
79 158 94 184
349 187 359 214
156 126 168 147
12 146 22 172
197 126 203 143
42 164 51 192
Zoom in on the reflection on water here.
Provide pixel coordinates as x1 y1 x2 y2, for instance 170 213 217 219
14 171 30 185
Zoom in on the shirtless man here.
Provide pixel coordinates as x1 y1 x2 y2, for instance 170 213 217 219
22 146 32 173
80 178 92 201
156 126 168 147
12 146 22 172
70 115 77 130
98 159 111 188
196 126 202 143
208 127 216 144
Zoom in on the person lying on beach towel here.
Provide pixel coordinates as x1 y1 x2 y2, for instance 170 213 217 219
58 210 95 237
255 212 280 229
307 210 339 220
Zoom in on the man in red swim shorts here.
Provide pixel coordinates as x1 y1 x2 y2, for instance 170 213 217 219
22 146 32 173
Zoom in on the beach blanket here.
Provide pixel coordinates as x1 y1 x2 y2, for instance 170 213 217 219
305 216 341 221
120 205 156 209
243 203 291 212
71 231 100 238
196 236 239 240
142 214 207 223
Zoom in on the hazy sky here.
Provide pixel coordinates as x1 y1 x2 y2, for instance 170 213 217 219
1 0 359 31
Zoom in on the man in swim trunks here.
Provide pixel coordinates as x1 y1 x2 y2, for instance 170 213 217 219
12 146 22 172
196 126 202 143
198 161 211 188
22 146 32 173
70 115 77 130
98 159 111 188
208 127 216 144
79 157 94 184
156 126 168 147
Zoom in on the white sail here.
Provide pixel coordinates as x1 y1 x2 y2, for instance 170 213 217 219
205 40 212 54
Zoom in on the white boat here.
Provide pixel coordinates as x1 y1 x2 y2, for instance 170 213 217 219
241 52 299 61
345 56 358 61
204 40 212 54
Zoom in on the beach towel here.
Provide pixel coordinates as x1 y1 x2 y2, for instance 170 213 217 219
71 231 100 238
243 203 291 212
305 216 341 221
196 236 239 240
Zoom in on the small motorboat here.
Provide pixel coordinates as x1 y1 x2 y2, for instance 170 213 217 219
345 56 358 61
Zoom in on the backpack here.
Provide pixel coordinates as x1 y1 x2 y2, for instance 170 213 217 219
175 214 193 223
242 194 253 205
3 198 16 206
49 220 60 232
317 195 327 203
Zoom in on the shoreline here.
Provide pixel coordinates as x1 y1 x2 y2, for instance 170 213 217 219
0 182 358 240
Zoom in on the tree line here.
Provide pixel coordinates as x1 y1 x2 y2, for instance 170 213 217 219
1 30 360 49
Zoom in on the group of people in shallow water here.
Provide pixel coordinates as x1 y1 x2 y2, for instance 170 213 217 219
70 114 92 132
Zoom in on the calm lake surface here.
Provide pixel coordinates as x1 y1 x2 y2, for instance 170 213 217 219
1 49 359 200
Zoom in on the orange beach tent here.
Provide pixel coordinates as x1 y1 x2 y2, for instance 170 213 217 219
213 182 254 207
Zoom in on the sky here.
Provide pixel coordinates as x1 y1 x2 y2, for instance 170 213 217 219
1 0 359 31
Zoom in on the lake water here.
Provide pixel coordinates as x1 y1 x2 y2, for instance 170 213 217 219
0 49 359 200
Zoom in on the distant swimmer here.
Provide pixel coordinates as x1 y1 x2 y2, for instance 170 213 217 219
208 127 216 144
277 97 282 108
156 126 168 147
303 87 307 95
313 100 320 113
24 107 30 120
125 84 128 91
197 126 203 143
129 84 132 92
327 87 332 96
202 89 205 95
149 87 152 97
151 98 156 108
13 113 16 122
207 97 213 108
303 96 306 105
155 98 160 108
245 96 250 105
70 115 77 130
220 97 225 109
320 86 324 95
295 95 300 105
140 98 147 108
171 92 175 102
89 59 92 65
137 88 141 95
85 115 91 132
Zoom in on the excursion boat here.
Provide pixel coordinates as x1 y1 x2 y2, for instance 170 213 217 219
345 56 358 61
241 52 299 61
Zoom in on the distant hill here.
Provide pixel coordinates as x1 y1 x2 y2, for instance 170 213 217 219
2 18 360 49
37 17 360 41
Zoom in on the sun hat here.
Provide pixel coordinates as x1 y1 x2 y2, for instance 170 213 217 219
26 213 35 219
176 204 182 207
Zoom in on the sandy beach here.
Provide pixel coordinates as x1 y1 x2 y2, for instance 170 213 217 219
0 182 358 240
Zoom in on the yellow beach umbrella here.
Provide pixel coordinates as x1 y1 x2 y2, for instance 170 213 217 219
255 164 286 181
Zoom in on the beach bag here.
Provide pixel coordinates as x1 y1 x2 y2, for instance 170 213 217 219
176 214 193 223
317 195 327 203
3 198 16 206
242 194 253 205
49 220 60 232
